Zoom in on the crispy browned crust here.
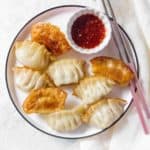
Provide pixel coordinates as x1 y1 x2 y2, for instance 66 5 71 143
22 87 67 114
82 98 127 123
31 22 71 56
90 56 134 86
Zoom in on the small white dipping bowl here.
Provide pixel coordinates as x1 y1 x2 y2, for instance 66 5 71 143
67 9 112 54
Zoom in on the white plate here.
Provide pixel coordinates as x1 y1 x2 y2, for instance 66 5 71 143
5 5 139 139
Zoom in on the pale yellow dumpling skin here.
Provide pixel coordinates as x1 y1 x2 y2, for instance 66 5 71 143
47 59 85 86
73 76 115 104
47 106 85 132
15 41 54 70
13 67 53 92
82 98 126 128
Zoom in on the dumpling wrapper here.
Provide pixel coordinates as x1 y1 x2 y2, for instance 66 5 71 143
90 56 134 86
73 76 115 104
15 41 54 70
47 105 86 132
31 22 71 56
82 98 126 129
23 87 67 114
13 67 54 92
47 59 85 86
82 98 126 128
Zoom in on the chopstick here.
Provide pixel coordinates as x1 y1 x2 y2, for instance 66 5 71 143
100 0 150 134
130 83 149 134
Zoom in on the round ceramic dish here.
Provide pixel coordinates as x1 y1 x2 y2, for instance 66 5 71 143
67 8 112 54
5 5 139 139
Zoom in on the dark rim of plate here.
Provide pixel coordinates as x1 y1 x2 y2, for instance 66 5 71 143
5 5 139 140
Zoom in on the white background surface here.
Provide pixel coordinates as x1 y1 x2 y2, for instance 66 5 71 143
0 0 150 150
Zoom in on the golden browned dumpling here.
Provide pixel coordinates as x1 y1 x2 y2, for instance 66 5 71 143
90 56 134 86
13 67 54 92
22 88 67 114
82 98 126 128
31 22 71 56
73 76 115 104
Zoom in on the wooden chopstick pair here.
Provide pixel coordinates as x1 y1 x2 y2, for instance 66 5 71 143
100 0 150 134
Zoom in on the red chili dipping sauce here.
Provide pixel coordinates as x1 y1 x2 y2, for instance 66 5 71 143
71 14 106 49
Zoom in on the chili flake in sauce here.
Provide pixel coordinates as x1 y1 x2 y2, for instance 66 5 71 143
71 14 106 49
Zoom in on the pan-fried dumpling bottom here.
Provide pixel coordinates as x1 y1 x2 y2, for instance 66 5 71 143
90 56 134 86
73 76 115 104
15 41 54 70
13 67 53 92
82 98 126 128
47 59 85 86
23 87 67 114
31 22 71 56
47 106 86 132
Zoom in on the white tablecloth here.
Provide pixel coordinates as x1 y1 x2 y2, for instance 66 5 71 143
0 0 150 150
